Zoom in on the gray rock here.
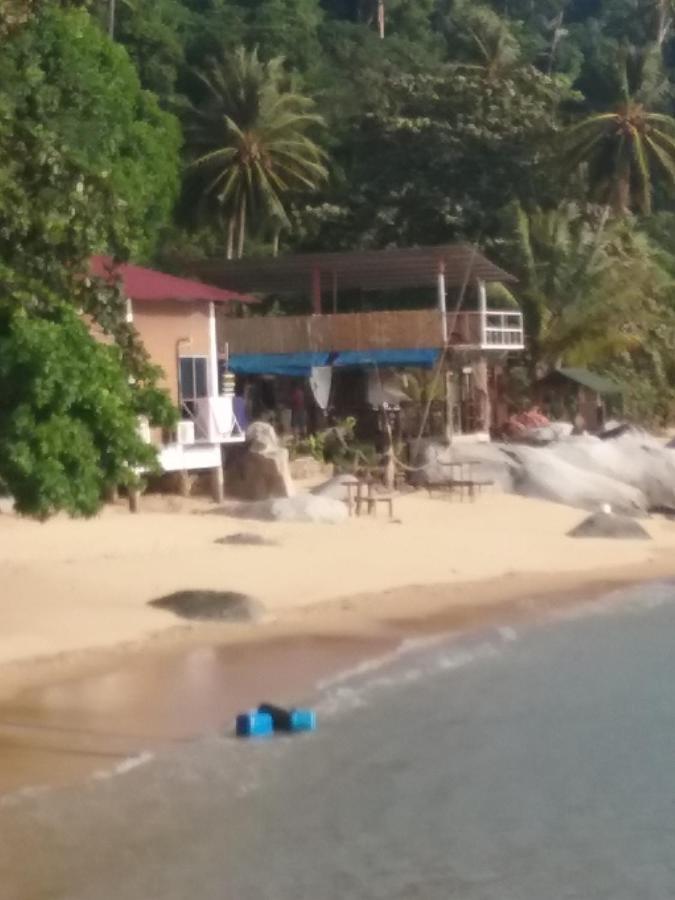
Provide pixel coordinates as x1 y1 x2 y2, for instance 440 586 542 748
413 441 516 491
509 444 647 517
568 511 651 540
234 493 348 524
548 432 675 511
245 421 278 453
311 474 360 501
149 590 264 622
225 420 296 501
215 533 279 547
412 432 673 517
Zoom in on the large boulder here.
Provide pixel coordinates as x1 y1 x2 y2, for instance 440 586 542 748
410 431 673 517
548 431 675 511
508 444 647 517
233 493 348 524
226 421 296 501
413 441 516 492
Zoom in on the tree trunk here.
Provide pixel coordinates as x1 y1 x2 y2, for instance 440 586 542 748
237 199 246 259
377 0 385 38
272 227 280 257
108 0 116 38
226 217 235 260
547 10 565 74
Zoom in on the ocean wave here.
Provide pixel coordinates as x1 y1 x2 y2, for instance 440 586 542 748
316 629 517 718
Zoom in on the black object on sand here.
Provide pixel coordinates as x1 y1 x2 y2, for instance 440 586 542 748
258 703 293 731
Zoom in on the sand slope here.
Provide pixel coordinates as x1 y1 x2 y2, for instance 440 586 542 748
1 491 674 668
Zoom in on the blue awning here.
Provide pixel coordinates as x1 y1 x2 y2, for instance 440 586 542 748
333 348 440 369
227 352 331 376
226 348 440 375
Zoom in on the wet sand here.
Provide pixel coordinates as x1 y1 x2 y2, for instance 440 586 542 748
3 554 675 796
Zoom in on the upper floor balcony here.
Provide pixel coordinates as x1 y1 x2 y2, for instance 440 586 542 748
221 308 524 357
185 244 524 364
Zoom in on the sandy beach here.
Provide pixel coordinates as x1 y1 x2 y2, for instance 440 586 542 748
2 489 675 794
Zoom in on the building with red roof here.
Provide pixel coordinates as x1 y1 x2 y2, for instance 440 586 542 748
90 256 255 484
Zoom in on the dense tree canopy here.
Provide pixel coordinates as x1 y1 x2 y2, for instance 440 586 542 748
299 65 568 250
0 4 177 517
0 286 162 519
5 0 675 515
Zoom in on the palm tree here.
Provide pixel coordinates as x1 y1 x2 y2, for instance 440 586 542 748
188 47 328 258
655 0 675 48
447 0 521 78
507 202 673 371
562 49 675 214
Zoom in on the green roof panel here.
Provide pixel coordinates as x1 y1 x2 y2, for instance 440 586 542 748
548 368 622 395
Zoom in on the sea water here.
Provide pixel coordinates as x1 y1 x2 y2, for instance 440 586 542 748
2 581 675 900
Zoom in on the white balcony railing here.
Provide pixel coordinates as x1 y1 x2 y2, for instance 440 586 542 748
482 311 525 349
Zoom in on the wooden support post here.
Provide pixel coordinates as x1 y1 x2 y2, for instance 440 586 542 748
477 279 488 347
445 368 454 445
332 270 338 314
437 264 448 345
178 470 191 497
210 465 225 504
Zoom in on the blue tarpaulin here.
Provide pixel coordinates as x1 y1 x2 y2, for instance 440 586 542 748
333 348 440 369
227 352 331 376
226 348 440 376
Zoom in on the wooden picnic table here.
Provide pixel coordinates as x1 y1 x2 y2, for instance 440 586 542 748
427 458 493 502
346 475 395 519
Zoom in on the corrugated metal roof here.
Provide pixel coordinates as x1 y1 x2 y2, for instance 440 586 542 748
90 256 256 304
184 244 516 294
539 368 622 395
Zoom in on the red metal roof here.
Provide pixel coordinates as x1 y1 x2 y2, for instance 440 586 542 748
90 255 256 304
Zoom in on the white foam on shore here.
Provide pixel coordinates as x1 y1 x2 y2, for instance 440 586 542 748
90 750 155 782
314 580 675 720
0 782 51 809
548 579 675 624
316 630 514 718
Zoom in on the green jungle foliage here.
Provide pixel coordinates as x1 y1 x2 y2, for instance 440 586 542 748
3 0 675 514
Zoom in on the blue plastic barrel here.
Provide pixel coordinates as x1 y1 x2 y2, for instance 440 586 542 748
289 709 317 733
236 710 274 738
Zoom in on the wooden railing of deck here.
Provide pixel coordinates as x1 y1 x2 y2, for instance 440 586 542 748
222 309 491 355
